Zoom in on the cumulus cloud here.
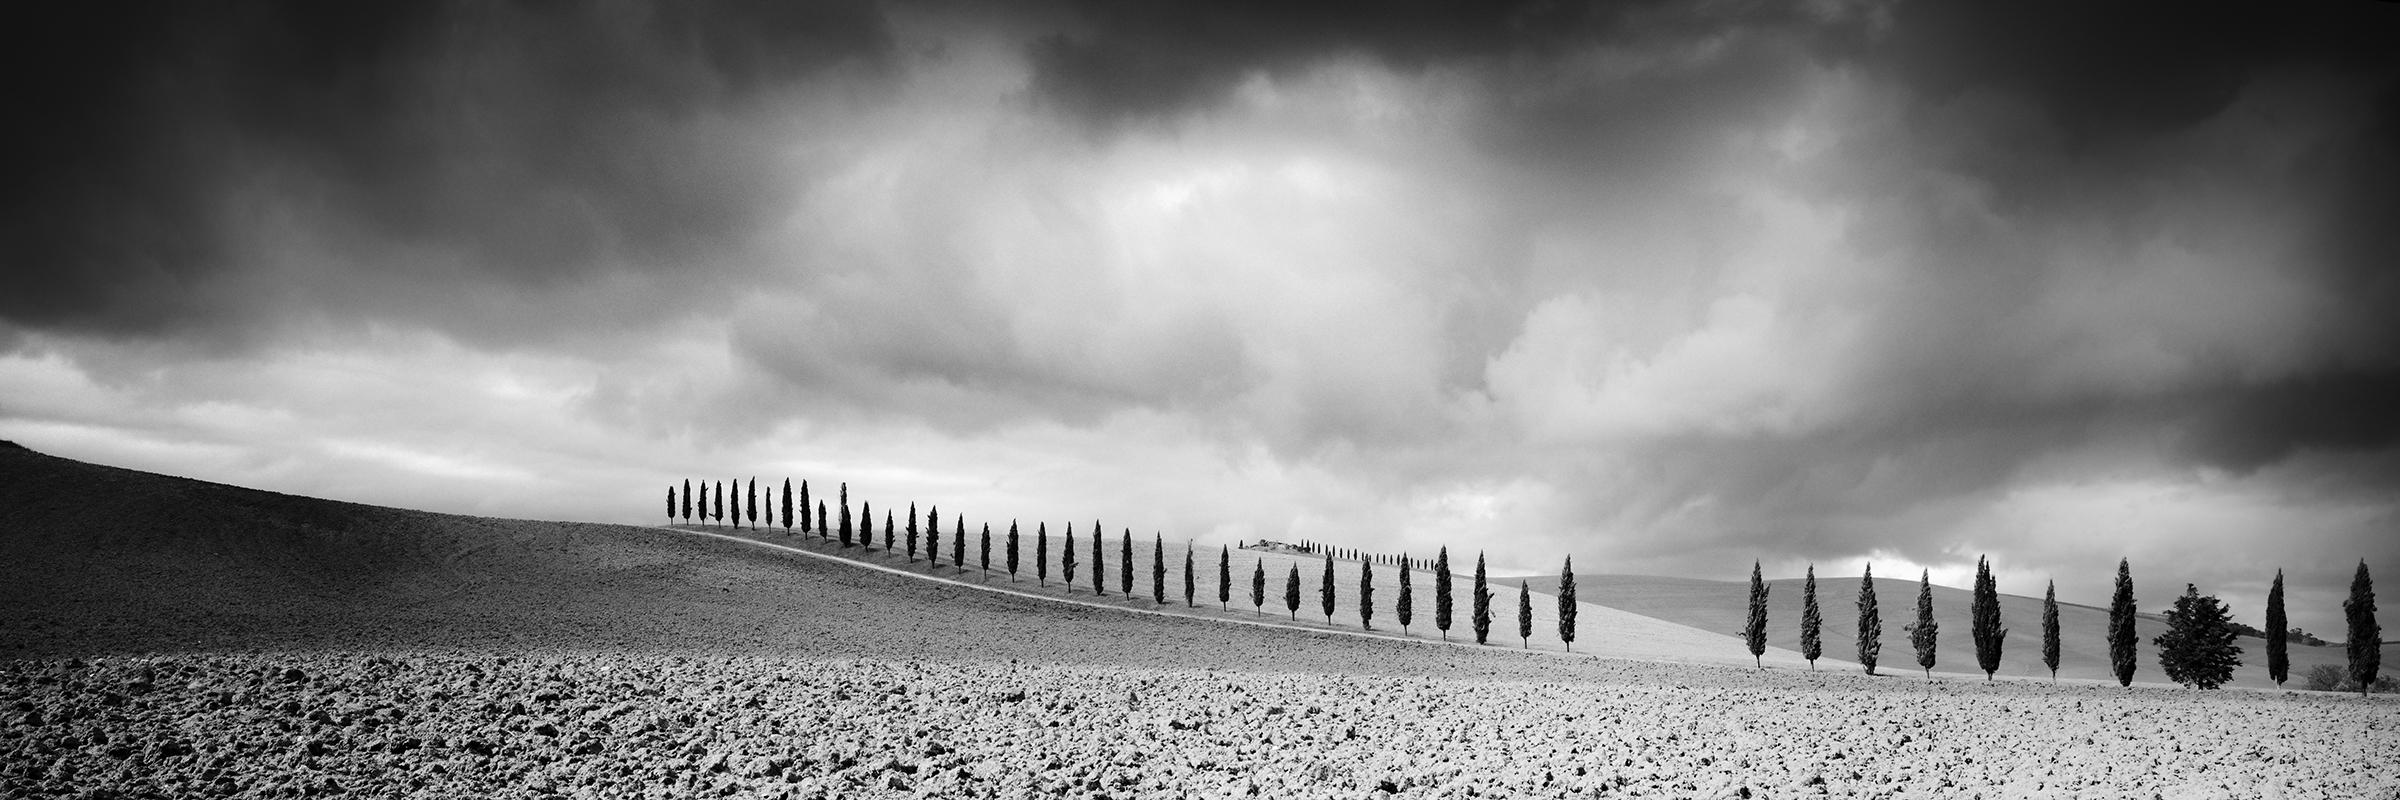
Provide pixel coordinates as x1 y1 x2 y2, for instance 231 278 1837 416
3 0 2396 634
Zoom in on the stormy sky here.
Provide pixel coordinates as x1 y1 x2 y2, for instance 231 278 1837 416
4 0 2395 635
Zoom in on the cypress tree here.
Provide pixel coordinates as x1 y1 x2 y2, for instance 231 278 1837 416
922 506 937 565
1062 524 1077 592
714 481 725 526
1971 555 2005 680
906 503 919 561
683 479 693 524
1091 522 1106 596
2266 569 2288 686
1745 561 1769 667
952 515 966 569
1471 552 1492 645
2346 560 2380 697
1183 543 1196 607
1857 565 1881 676
859 502 872 549
1251 558 1266 613
1120 530 1134 597
1218 545 1231 610
782 478 794 531
1035 523 1048 586
667 486 675 524
1359 558 1374 630
1909 569 1938 678
732 482 741 530
1559 557 1578 653
1799 565 1821 670
2154 583 2242 690
1517 580 1533 647
816 501 826 539
1320 554 1336 623
1397 555 1414 635
747 478 757 528
838 488 852 546
799 481 812 535
1284 563 1302 620
2109 557 2137 687
979 523 992 574
2042 580 2061 681
1005 521 1019 581
1152 533 1166 604
884 511 894 551
1435 547 1454 641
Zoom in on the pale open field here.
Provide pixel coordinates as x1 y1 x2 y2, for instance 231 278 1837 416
5 442 2396 798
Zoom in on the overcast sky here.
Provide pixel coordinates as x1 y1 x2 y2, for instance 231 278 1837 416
4 1 2395 635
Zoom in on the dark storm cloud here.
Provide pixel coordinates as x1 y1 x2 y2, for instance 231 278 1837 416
0 0 892 343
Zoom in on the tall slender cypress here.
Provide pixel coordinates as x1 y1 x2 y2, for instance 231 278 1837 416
667 486 675 524
1152 533 1167 604
714 481 725 526
1799 565 1821 670
1857 565 1881 676
1971 555 2005 680
837 484 848 543
1471 552 1492 645
746 478 757 528
782 478 794 531
1250 558 1266 613
2266 569 2288 686
1035 523 1048 586
1435 547 1454 641
1516 580 1532 647
1559 557 1578 653
2347 560 2380 697
2042 579 2061 681
1284 563 1302 620
816 501 826 539
858 502 872 549
799 481 812 535
1180 543 1196 606
1005 521 1019 581
1217 545 1231 610
1091 523 1106 596
979 523 992 574
1745 561 1770 667
884 511 894 552
2109 557 2138 687
1909 569 1938 678
1397 555 1414 635
921 506 936 565
1320 554 1336 623
1062 524 1077 592
1117 530 1134 596
1359 558 1374 630
682 479 693 524
951 515 965 569
906 503 919 561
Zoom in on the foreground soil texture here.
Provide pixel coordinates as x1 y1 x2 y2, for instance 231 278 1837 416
6 443 2398 798
8 652 2394 799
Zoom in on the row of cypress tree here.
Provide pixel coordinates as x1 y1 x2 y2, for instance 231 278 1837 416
1742 556 2381 694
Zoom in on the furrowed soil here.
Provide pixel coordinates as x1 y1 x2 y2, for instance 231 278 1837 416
4 442 2397 799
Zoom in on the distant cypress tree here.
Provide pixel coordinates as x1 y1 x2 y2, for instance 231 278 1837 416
746 478 757 528
1183 543 1196 607
1908 569 1938 678
1799 565 1820 670
1005 521 1019 581
799 481 812 535
1152 533 1167 604
2347 560 2380 697
2266 569 2288 686
1857 565 1881 676
1744 561 1770 667
1217 545 1231 610
1320 554 1336 623
979 523 992 574
2109 558 2137 687
1062 524 1077 592
1471 552 1492 645
859 502 872 549
1250 558 1266 613
1971 555 2005 680
1558 557 1578 652
1435 547 1454 641
782 478 794 531
1397 555 1414 635
1359 558 1374 630
838 487 852 546
2042 580 2061 681
1035 523 1048 586
667 486 675 524
883 511 894 552
2155 583 2242 690
1517 580 1533 647
1284 563 1302 620
1091 522 1106 596
714 481 725 526
683 479 693 524
1120 530 1134 597
919 505 933 564
906 503 919 561
952 515 966 569
816 501 826 539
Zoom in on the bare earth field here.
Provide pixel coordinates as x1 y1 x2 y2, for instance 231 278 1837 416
5 443 2397 798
